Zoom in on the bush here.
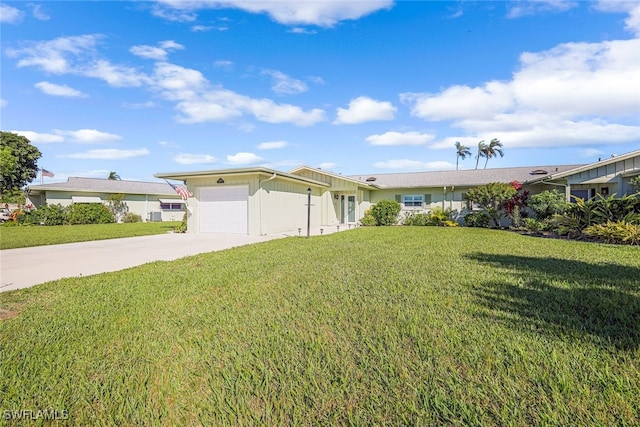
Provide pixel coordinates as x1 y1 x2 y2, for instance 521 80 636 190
584 221 640 245
359 210 378 226
523 218 547 233
428 207 454 226
464 211 491 228
402 212 430 226
466 183 517 227
65 203 114 225
122 213 142 223
528 190 568 220
370 200 401 226
175 212 187 233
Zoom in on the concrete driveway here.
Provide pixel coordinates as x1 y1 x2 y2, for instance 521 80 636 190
0 232 286 293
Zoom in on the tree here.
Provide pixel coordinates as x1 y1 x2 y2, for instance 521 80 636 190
528 189 569 220
0 131 42 198
482 138 504 169
475 140 487 170
455 141 472 171
108 171 121 180
466 182 517 227
370 199 402 226
106 193 129 222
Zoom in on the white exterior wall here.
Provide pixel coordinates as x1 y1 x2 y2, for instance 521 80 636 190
27 191 183 222
564 155 640 198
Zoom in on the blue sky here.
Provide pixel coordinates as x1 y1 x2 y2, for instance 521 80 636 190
2 0 639 183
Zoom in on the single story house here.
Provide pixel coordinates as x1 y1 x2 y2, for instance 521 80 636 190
525 149 640 200
154 162 592 235
26 177 186 222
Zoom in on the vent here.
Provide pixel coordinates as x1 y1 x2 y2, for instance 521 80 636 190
365 176 377 182
530 169 548 175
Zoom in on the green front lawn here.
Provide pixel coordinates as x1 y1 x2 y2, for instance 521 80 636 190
1 228 638 425
0 222 180 249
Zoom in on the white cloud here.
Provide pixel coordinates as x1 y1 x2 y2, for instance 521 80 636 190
366 131 435 146
31 4 50 21
122 101 156 109
7 34 100 74
405 37 640 150
317 162 337 170
257 141 288 150
1 98 7 108
507 0 578 18
11 130 64 144
64 148 150 160
262 70 308 95
334 96 396 124
82 59 149 87
54 129 122 143
372 160 455 170
35 81 87 98
581 148 605 159
289 27 317 34
174 153 216 164
159 140 179 148
226 152 264 165
0 4 24 23
155 0 393 27
130 40 184 61
213 60 234 70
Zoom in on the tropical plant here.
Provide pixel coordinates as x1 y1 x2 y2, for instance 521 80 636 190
475 140 487 170
465 182 517 227
481 138 504 169
370 200 402 226
108 171 121 180
584 221 640 245
428 206 454 226
455 141 472 171
504 181 529 227
402 212 430 226
528 190 569 220
629 176 640 192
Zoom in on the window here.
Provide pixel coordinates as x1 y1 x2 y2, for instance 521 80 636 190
462 192 472 210
600 187 609 196
423 194 432 204
403 195 423 207
160 203 183 210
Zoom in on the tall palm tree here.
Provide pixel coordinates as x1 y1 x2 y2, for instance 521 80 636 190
483 138 504 169
108 171 121 180
455 141 472 171
475 140 487 170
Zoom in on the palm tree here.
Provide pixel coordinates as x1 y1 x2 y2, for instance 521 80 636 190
455 141 472 171
475 140 487 170
482 138 504 169
108 171 121 180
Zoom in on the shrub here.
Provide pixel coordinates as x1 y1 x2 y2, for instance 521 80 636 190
528 190 568 220
428 206 454 226
175 212 187 233
359 209 377 226
370 200 401 226
442 220 459 227
65 203 114 225
466 182 517 227
523 218 546 233
464 211 491 228
584 221 640 245
38 204 66 226
122 213 142 223
402 212 430 226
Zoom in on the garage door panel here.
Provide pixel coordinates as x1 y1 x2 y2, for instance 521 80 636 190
199 186 248 234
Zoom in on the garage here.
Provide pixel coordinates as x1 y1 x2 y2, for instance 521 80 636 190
199 186 248 234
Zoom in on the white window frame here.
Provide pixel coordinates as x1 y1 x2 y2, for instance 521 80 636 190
403 195 424 208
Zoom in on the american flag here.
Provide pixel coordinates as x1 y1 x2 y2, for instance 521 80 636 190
165 180 193 201
41 168 54 178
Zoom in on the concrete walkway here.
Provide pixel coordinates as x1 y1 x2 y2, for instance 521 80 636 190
0 226 352 293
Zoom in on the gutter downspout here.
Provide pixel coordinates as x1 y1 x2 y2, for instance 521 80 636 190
258 173 277 236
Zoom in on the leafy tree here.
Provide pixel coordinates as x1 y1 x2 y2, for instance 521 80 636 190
370 199 402 226
466 182 517 227
481 138 504 169
0 132 42 197
108 171 121 180
475 140 487 170
106 193 129 222
455 141 472 171
630 176 640 192
528 189 568 220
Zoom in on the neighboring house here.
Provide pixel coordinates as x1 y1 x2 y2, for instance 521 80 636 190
525 149 640 200
26 177 186 222
155 163 583 235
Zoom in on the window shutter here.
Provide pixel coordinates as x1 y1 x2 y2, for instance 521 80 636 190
424 194 432 204
395 194 402 203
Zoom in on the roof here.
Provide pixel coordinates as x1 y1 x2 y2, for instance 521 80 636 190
27 177 179 196
347 165 583 189
155 167 330 187
527 149 640 183
289 165 377 188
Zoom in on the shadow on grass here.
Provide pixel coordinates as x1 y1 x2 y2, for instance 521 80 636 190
466 254 640 351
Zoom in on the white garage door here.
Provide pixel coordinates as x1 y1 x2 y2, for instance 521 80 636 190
199 186 248 233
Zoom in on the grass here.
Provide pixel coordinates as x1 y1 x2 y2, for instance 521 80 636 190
0 227 638 425
0 222 180 249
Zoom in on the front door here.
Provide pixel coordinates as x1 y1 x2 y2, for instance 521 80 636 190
347 195 356 222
